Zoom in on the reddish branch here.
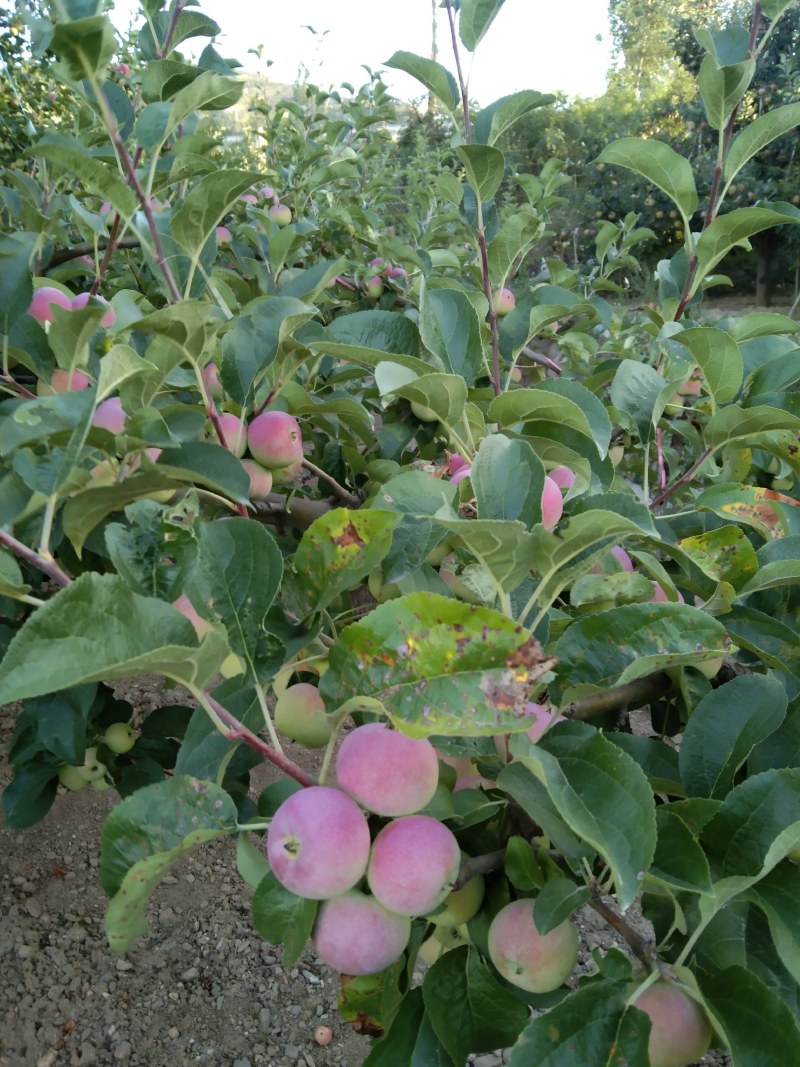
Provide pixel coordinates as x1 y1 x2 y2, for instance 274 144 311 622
0 528 73 587
204 693 316 787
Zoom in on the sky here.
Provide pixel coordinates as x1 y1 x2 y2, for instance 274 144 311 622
110 1 614 103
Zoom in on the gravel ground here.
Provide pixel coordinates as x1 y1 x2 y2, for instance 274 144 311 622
1 680 730 1067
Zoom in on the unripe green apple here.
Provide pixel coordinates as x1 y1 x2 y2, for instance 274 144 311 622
427 875 485 927
91 777 112 791
269 203 292 227
58 764 88 791
77 747 107 782
432 922 470 949
365 275 384 299
274 682 333 748
410 401 439 423
103 722 136 754
695 656 723 680
492 288 516 316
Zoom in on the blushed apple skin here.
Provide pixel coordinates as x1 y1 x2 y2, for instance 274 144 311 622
367 815 461 917
241 458 273 500
274 683 332 748
541 476 563 531
93 397 126 435
335 723 440 816
28 286 72 325
247 410 304 469
71 291 116 328
492 288 516 316
269 203 292 227
629 981 713 1067
267 786 371 900
488 898 578 993
216 413 247 457
313 890 411 976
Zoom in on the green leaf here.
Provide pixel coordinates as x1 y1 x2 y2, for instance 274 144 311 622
698 965 800 1067
252 871 317 967
0 574 230 704
725 606 800 674
704 403 800 449
506 978 628 1066
96 344 157 402
694 205 800 292
385 51 459 111
486 212 543 288
552 604 728 698
474 90 555 146
698 54 754 130
677 525 759 591
320 593 555 737
596 138 698 223
671 326 744 406
680 675 787 800
25 684 97 766
63 473 183 558
385 372 468 429
433 518 538 594
610 359 665 444
221 296 316 406
418 282 484 385
0 548 30 601
650 807 714 895
151 441 252 503
100 776 237 951
533 878 591 935
166 70 243 140
372 470 458 583
504 835 543 891
50 15 116 80
362 988 451 1067
610 734 683 796
34 134 136 218
509 723 657 910
184 519 284 686
236 832 270 891
456 144 505 203
0 232 36 333
692 483 793 541
746 865 800 986
704 768 800 877
489 387 601 451
471 435 545 527
459 0 507 50
172 169 259 263
423 947 529 1065
725 103 800 183
288 508 400 618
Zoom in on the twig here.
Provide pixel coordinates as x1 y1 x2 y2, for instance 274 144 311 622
300 458 362 507
649 445 713 510
521 345 562 376
48 236 141 268
655 427 667 489
253 493 335 531
0 527 73 587
590 887 666 975
563 673 674 721
453 849 506 889
203 693 316 787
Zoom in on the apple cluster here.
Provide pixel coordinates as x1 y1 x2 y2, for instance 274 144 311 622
199 386 306 500
56 722 137 793
264 721 580 995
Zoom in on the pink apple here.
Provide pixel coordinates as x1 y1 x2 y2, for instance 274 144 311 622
650 582 685 604
247 409 303 469
269 203 292 227
541 476 563 531
48 368 91 392
266 786 371 900
488 898 578 993
335 723 440 816
216 413 247 457
523 702 566 743
610 545 634 571
28 286 72 325
364 275 384 300
629 981 712 1067
492 288 516 316
172 593 212 638
549 465 575 489
202 362 224 401
241 458 273 500
313 890 411 976
367 815 461 916
216 225 232 243
72 292 116 327
240 193 258 205
92 396 126 434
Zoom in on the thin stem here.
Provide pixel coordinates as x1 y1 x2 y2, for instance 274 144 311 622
255 681 284 754
673 3 763 321
318 714 346 786
90 211 121 297
656 427 667 489
300 458 362 507
649 445 714 510
157 0 187 59
0 373 36 399
37 494 58 559
201 692 316 787
0 527 73 587
443 0 471 142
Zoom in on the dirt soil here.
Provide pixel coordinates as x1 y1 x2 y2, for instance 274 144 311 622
1 683 734 1067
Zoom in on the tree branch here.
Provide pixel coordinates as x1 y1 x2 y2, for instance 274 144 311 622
301 458 362 507
203 693 316 787
0 527 73 588
47 236 141 268
253 493 336 531
564 673 674 721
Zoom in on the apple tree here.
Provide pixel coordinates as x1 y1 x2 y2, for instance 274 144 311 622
1 1 800 1065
